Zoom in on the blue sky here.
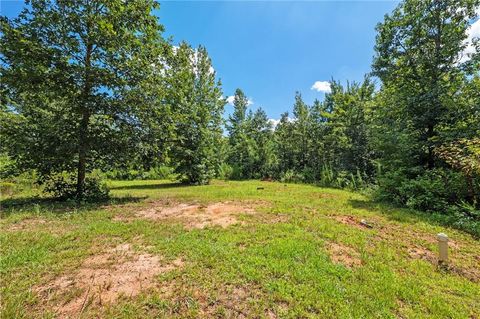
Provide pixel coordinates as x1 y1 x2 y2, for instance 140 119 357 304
158 1 399 119
1 0 400 120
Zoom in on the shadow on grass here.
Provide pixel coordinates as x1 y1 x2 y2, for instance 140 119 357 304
110 182 188 190
349 199 479 238
1 181 188 217
0 195 147 217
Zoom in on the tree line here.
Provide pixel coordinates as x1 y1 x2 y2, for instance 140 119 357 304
1 0 479 231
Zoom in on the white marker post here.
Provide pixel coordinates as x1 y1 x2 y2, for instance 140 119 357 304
437 233 449 266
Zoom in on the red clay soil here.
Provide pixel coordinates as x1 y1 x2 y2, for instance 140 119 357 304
327 241 362 268
132 201 257 229
36 243 183 318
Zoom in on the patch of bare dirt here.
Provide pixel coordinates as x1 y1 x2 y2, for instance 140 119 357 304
450 265 480 283
120 201 258 229
407 245 480 282
327 242 362 268
407 246 480 282
266 309 278 318
37 243 183 318
408 246 436 262
331 215 373 230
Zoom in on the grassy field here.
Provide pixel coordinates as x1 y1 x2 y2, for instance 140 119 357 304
1 180 479 318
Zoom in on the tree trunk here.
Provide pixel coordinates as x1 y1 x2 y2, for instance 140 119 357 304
76 42 93 199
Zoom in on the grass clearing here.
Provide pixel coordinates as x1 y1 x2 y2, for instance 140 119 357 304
1 180 479 318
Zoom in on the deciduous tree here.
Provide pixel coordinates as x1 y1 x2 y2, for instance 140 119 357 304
0 0 167 198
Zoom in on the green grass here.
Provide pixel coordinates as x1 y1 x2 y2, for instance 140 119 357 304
1 180 479 318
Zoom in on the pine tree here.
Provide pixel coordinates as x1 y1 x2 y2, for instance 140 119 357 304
248 108 275 178
168 44 224 185
292 92 311 170
322 79 374 174
274 112 296 174
226 88 254 178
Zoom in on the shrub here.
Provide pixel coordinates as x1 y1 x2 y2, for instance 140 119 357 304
217 163 233 180
0 154 19 179
447 202 480 237
105 169 141 180
399 173 450 212
375 169 409 204
43 170 109 200
301 167 317 183
106 166 174 180
349 170 368 190
319 164 335 187
229 164 245 180
436 138 480 204
280 169 304 183
0 182 15 196
0 171 39 196
316 165 367 189
372 167 479 237
142 166 174 180
377 168 472 212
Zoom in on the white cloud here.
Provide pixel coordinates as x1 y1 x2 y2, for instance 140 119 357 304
226 96 235 104
460 8 480 62
268 118 280 129
311 81 332 93
268 117 295 130
226 95 253 106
